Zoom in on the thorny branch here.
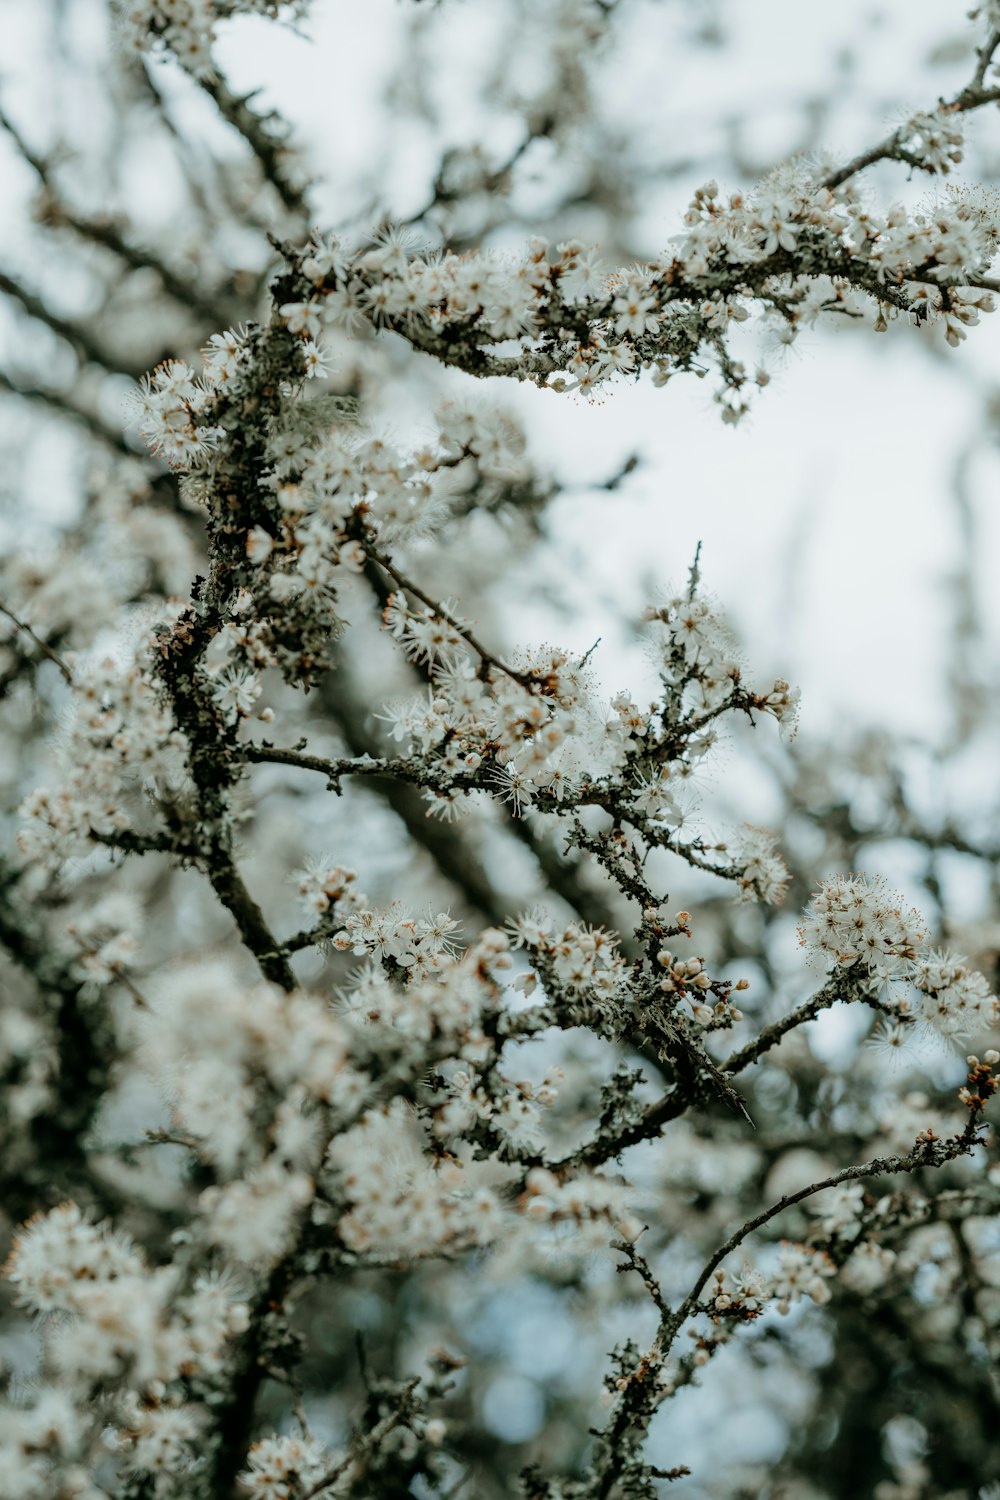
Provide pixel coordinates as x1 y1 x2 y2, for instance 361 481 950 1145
3 6 1000 1500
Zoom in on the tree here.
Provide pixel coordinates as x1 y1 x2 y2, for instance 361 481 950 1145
1 2 999 1497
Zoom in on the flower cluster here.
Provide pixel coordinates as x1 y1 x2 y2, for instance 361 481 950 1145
840 1238 897 1294
66 891 142 984
248 406 528 653
232 171 1000 420
913 952 999 1039
18 644 188 871
3 1204 249 1493
0 549 115 652
129 327 539 697
703 1244 836 1333
240 1434 331 1500
130 358 226 468
899 109 965 174
770 1241 836 1313
678 170 999 291
799 876 998 1043
509 910 630 1024
331 903 465 978
291 861 467 981
134 960 365 1177
653 947 746 1031
200 1162 315 1266
129 924 545 1273
202 594 279 722
372 574 798 909
328 1103 509 1259
735 825 790 905
436 400 531 484
380 626 622 822
645 589 799 734
811 1181 866 1237
440 1060 563 1148
0 463 197 659
293 858 363 918
520 1165 640 1253
708 1263 772 1320
798 874 927 980
5 1202 144 1314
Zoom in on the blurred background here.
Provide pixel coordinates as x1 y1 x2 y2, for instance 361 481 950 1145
1 2 999 1496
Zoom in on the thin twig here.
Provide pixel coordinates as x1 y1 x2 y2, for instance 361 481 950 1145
0 602 73 683
823 34 1000 192
365 540 543 691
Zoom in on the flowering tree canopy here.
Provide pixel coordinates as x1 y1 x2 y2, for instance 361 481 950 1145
1 2 1000 1498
